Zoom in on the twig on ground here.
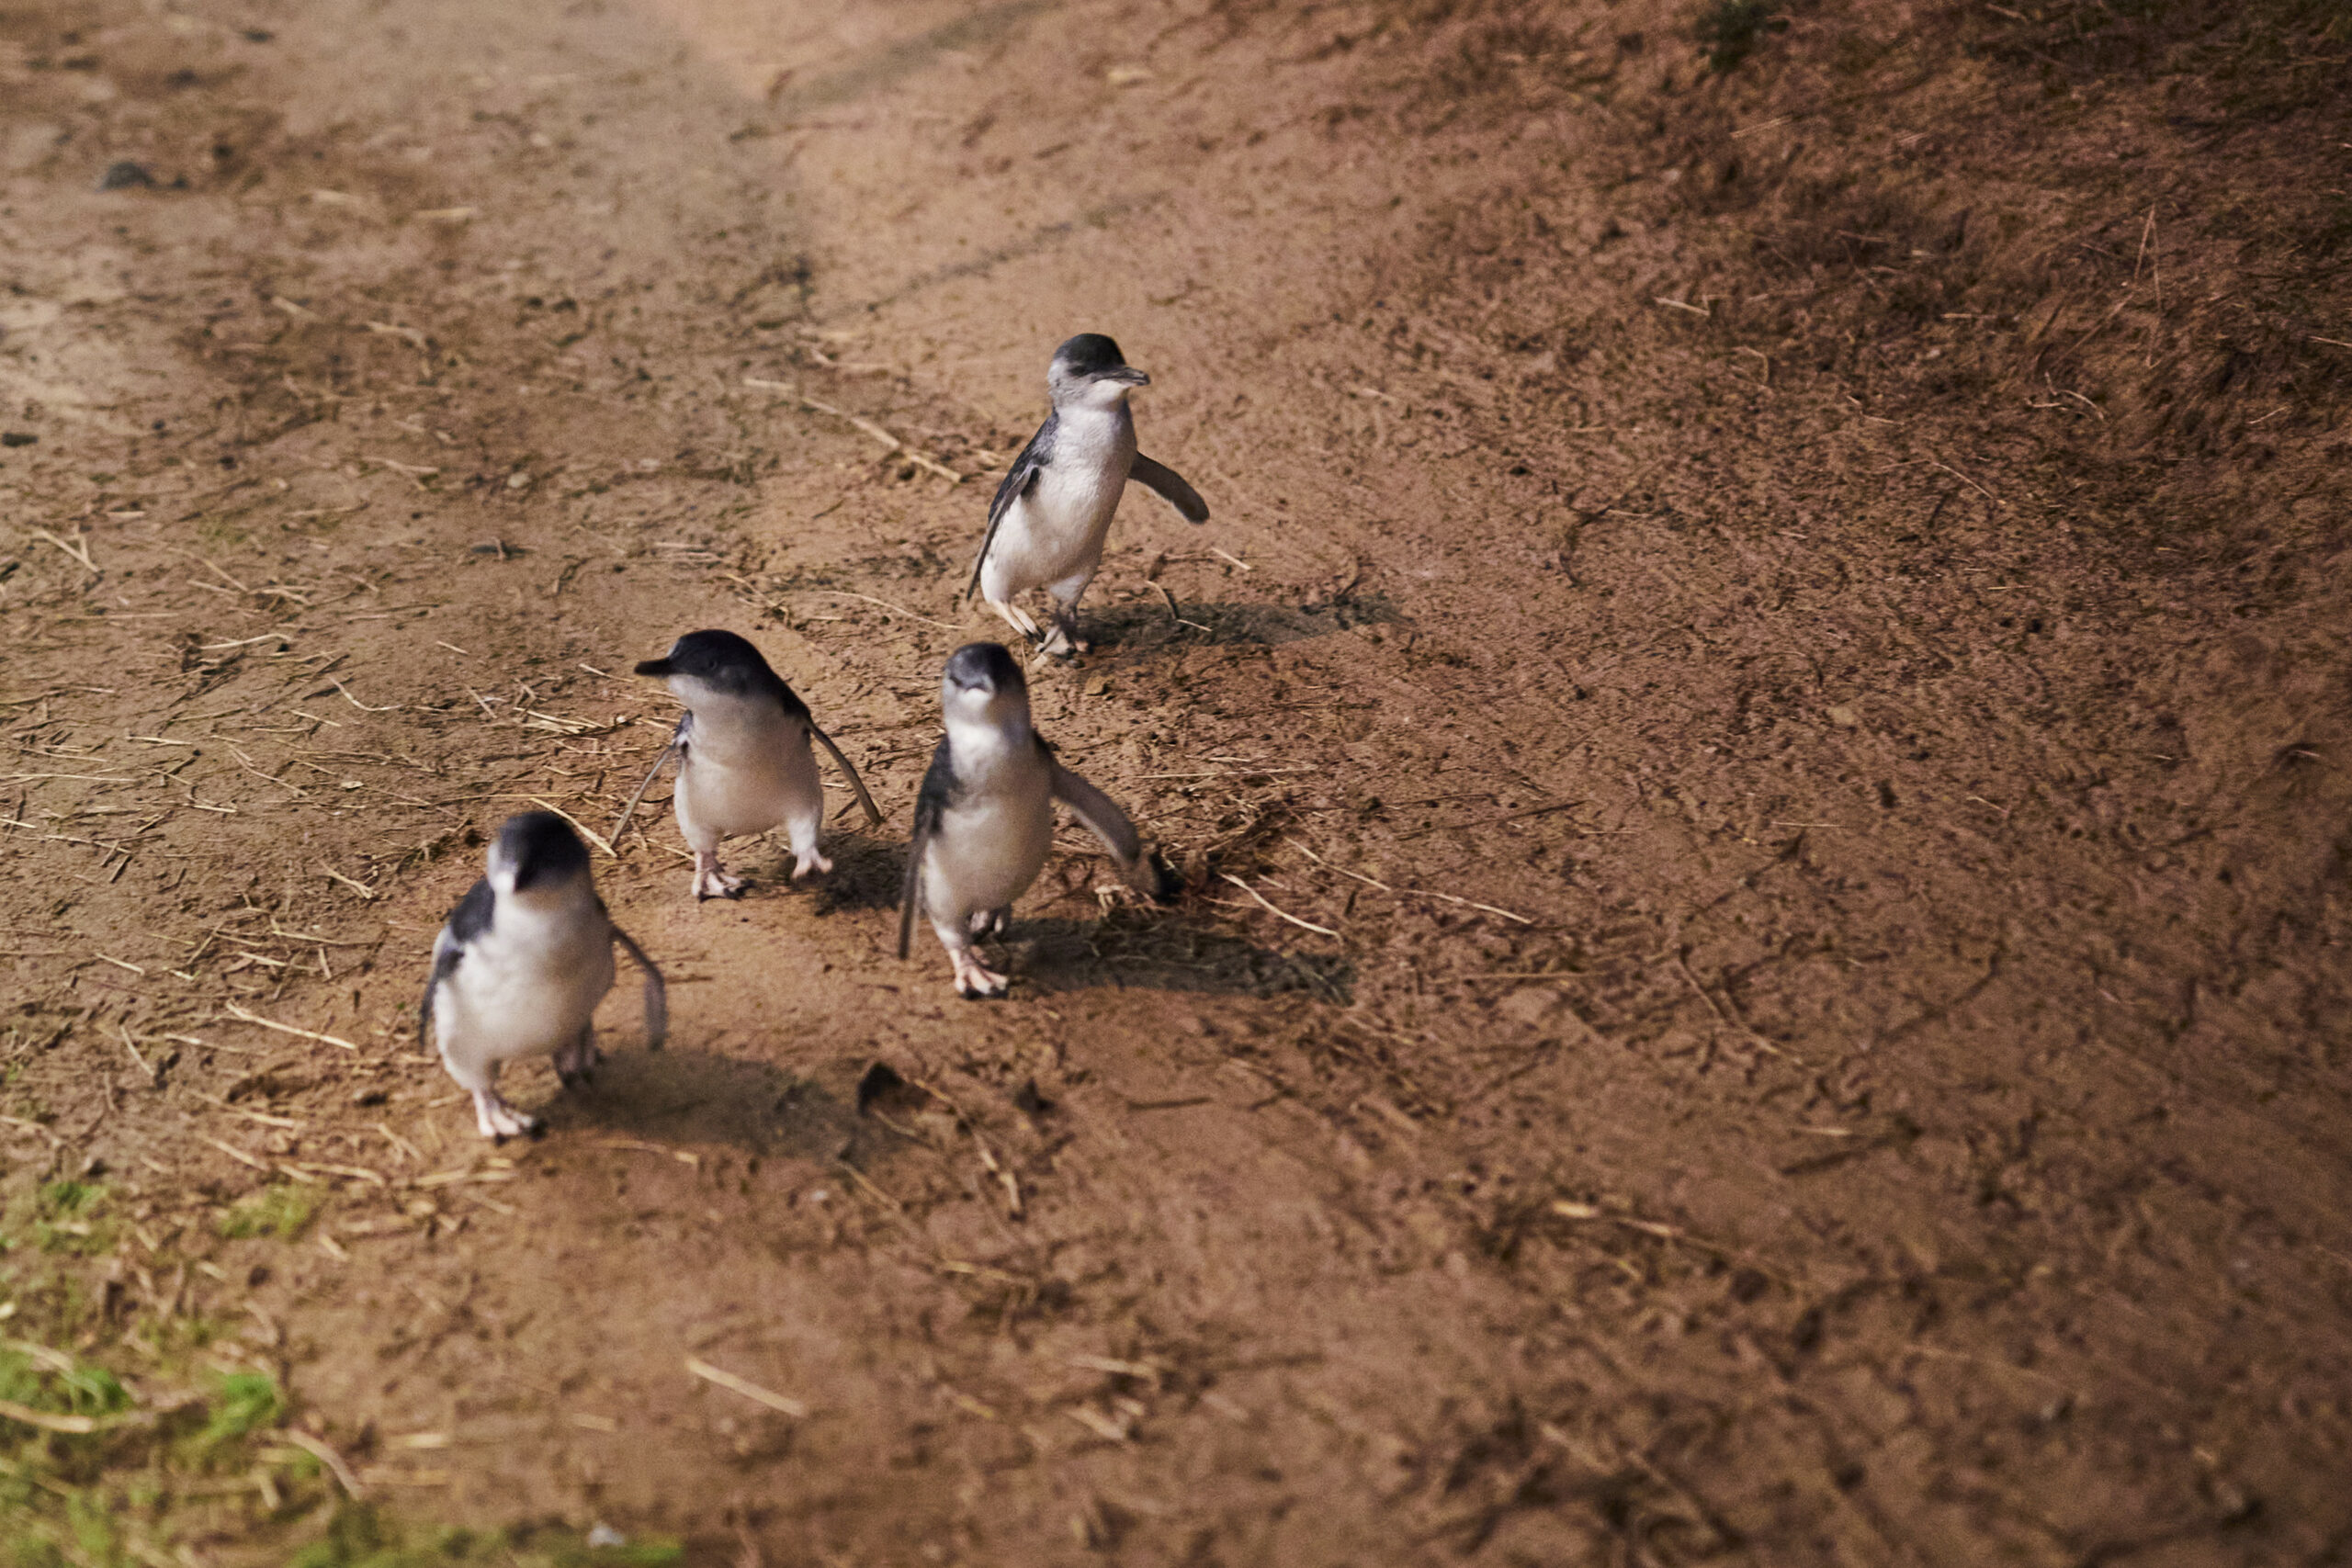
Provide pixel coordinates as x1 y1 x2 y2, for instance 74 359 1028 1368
194 1132 274 1172
282 1429 366 1496
750 381 965 481
321 866 378 900
684 1357 809 1419
1291 840 1532 925
1219 874 1339 938
329 678 400 713
1928 457 1997 505
222 1002 359 1051
970 1129 1023 1220
1668 950 1804 1065
28 529 96 570
0 1396 121 1435
808 591 958 629
1155 582 1211 632
1550 1201 1787 1281
117 1024 159 1088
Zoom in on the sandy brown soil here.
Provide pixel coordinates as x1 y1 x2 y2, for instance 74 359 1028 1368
4 0 2350 1562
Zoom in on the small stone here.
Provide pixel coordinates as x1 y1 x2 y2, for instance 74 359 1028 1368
97 161 154 191
0 432 35 447
585 1523 625 1549
1826 705 1859 728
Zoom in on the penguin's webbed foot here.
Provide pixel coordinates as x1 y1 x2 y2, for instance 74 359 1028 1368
1041 596 1093 658
790 848 834 881
691 852 745 899
472 1089 542 1142
950 948 1011 1000
985 597 1045 644
1141 850 1183 904
553 1035 602 1089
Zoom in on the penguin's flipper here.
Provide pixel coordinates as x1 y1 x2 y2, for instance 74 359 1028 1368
809 722 886 828
1129 455 1208 525
421 877 493 1035
964 413 1057 604
420 936 458 1036
896 833 924 960
610 922 668 1049
611 712 690 844
899 738 956 958
1050 759 1169 899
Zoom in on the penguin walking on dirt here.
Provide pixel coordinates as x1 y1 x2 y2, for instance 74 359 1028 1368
899 642 1176 998
422 811 667 1141
619 629 884 899
966 333 1209 659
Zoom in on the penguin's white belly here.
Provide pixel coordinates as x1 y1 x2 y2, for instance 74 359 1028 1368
677 733 818 840
436 924 614 1072
924 790 1056 918
985 426 1136 597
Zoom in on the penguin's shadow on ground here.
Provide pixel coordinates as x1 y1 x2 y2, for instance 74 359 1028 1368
532 1045 911 1168
980 911 1353 1002
1082 592 1403 655
724 831 902 915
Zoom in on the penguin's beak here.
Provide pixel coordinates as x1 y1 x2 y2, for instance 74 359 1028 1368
1103 366 1150 388
633 658 675 677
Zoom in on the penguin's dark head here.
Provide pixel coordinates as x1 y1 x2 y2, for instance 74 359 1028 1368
633 629 803 715
1048 333 1149 408
490 810 592 897
941 642 1029 726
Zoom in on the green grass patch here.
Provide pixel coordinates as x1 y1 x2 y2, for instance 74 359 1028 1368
2 1180 118 1258
0 1337 311 1565
202 1371 282 1443
0 1343 132 1423
220 1183 321 1242
0 1303 675 1565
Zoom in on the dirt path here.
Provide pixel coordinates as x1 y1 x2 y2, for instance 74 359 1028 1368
4 0 2349 1562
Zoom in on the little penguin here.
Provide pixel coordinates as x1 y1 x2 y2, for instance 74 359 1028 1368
620 629 884 899
899 642 1176 998
965 333 1208 659
422 811 666 1141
